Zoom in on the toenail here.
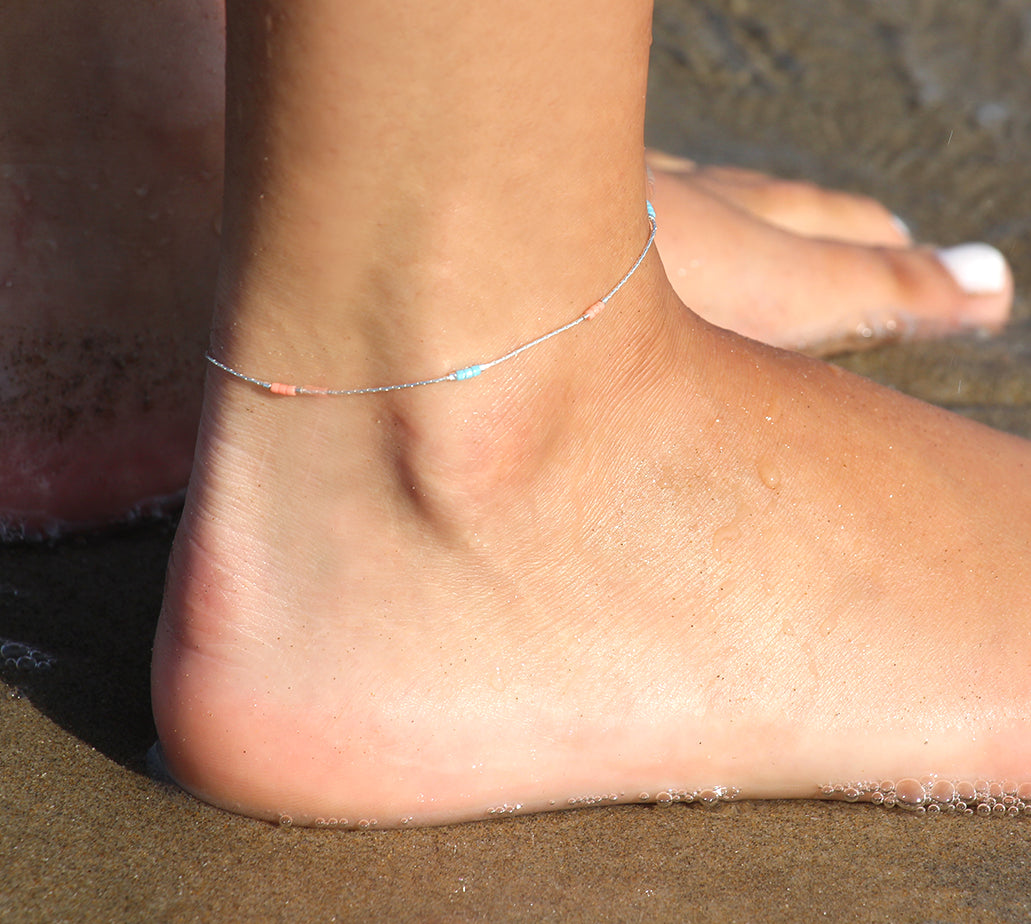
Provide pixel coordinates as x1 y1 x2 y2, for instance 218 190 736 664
935 243 1009 295
891 213 912 240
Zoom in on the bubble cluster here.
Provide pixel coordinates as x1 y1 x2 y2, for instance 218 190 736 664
819 777 1031 817
0 638 55 672
488 786 743 819
646 786 741 808
566 793 622 808
276 813 388 830
486 802 524 816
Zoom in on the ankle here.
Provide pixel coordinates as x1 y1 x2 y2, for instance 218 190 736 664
209 196 668 466
214 178 657 376
201 252 683 538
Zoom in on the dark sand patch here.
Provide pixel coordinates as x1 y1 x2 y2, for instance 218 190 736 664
5 1 1031 921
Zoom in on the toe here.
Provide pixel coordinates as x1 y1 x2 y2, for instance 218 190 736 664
645 152 913 248
690 169 913 248
788 239 1013 354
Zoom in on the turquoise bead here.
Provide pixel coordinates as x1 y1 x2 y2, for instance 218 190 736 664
454 364 484 381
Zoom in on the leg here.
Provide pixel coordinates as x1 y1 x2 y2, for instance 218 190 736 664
153 0 1031 827
0 0 1011 537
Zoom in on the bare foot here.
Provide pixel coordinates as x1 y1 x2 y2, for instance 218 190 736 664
646 150 1012 354
153 244 1031 828
149 0 1031 828
0 1 223 538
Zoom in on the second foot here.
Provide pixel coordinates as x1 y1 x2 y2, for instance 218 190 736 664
153 262 1031 829
647 151 1013 354
0 0 223 537
0 337 202 539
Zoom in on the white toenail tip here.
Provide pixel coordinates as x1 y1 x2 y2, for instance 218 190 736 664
936 243 1008 295
891 213 912 240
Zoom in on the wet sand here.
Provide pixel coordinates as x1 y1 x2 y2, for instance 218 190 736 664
4 0 1031 920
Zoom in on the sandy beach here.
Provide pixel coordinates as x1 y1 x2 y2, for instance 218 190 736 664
4 0 1031 920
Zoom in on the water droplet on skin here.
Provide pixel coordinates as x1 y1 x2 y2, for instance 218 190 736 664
278 814 293 827
870 792 885 805
712 523 742 558
989 782 1005 798
930 780 956 804
975 780 991 795
656 791 672 804
757 457 782 490
843 788 860 803
698 789 721 806
639 793 650 801
977 803 992 816
1019 783 1031 801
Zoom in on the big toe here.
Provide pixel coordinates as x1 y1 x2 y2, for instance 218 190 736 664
788 240 1012 354
857 240 1012 345
668 223 1014 355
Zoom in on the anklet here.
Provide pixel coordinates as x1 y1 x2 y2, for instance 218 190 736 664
206 202 657 397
